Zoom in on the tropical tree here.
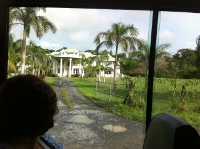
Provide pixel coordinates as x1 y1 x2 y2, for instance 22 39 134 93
80 54 88 79
8 34 22 74
172 48 197 78
85 56 96 82
121 59 139 76
135 41 171 76
10 7 57 74
94 22 141 89
8 34 17 73
26 41 52 75
84 49 97 55
95 50 109 82
80 54 96 81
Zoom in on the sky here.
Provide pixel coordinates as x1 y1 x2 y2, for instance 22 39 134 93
10 8 200 55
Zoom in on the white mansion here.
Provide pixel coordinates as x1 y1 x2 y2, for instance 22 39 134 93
50 48 120 77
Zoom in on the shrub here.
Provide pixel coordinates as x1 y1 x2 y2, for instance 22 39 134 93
71 74 80 77
48 73 58 77
132 97 145 109
193 100 200 113
123 76 145 109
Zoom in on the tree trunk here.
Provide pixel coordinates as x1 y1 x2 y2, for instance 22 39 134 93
21 41 26 74
103 71 105 82
98 68 101 84
113 61 117 90
113 44 119 90
21 28 27 74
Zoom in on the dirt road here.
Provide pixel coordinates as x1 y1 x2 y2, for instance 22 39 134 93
48 78 145 149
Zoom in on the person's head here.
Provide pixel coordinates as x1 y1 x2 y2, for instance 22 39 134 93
0 74 58 138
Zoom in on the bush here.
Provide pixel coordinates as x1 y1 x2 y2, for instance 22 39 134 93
71 74 80 77
48 73 59 77
193 101 200 113
132 97 145 109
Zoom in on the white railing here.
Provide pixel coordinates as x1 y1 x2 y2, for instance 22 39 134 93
54 53 81 58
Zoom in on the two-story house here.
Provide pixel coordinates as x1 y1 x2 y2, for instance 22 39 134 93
50 48 120 77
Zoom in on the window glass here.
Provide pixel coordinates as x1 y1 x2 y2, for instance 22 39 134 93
154 11 200 133
8 8 151 148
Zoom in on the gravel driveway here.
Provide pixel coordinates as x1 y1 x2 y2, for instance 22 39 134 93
48 78 145 149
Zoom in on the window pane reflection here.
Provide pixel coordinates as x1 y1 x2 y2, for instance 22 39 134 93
154 11 200 133
9 8 151 148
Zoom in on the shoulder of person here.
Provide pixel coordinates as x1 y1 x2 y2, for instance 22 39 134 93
40 133 64 149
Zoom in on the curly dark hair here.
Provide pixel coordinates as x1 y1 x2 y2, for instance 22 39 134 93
0 74 58 138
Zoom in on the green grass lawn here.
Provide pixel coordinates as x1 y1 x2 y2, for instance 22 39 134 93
44 77 58 86
69 76 200 131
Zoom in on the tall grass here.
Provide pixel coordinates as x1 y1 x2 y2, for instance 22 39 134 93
69 77 200 131
61 86 75 108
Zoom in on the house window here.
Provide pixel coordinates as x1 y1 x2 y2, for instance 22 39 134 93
73 69 79 74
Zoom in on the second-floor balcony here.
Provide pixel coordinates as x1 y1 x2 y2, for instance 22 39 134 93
54 53 82 58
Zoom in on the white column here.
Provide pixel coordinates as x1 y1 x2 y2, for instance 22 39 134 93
69 58 72 77
53 59 55 73
63 60 66 76
60 58 63 76
55 60 58 74
79 59 82 75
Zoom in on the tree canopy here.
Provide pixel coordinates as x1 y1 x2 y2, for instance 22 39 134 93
94 22 141 89
10 7 57 74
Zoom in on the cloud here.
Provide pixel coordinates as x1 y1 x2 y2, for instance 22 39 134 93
185 42 196 47
159 29 173 39
38 41 61 49
138 32 148 40
68 31 90 43
42 8 107 32
158 11 200 53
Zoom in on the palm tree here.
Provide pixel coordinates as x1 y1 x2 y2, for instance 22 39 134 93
26 41 52 75
136 40 171 76
8 34 22 74
80 54 88 79
95 50 109 82
94 22 141 89
10 7 57 74
85 56 96 82
80 54 96 81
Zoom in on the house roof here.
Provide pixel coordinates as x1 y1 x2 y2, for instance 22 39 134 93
51 51 60 55
62 48 79 53
50 49 115 61
80 52 115 61
79 52 95 58
107 54 115 61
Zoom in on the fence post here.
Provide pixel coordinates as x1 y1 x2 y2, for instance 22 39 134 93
109 77 111 102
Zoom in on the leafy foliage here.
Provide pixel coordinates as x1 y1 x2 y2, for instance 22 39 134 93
10 7 57 74
61 87 74 109
71 74 80 77
94 22 141 89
